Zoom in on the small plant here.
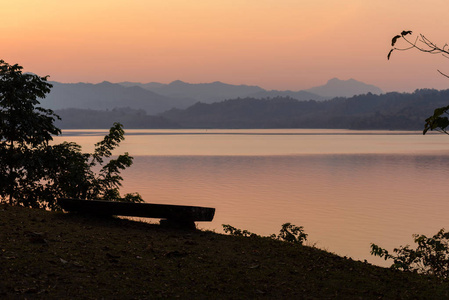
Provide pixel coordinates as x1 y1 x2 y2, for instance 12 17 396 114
371 228 449 279
222 222 308 245
274 223 308 245
222 224 260 238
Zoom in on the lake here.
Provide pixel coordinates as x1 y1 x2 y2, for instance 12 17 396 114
53 129 449 267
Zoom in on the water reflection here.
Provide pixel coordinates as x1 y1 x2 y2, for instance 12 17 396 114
52 130 449 266
118 154 449 267
57 129 448 156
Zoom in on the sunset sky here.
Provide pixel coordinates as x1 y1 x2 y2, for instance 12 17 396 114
2 0 449 92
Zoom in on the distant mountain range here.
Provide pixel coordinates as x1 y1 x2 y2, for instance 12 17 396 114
41 78 383 115
42 81 190 114
119 80 266 103
119 78 383 104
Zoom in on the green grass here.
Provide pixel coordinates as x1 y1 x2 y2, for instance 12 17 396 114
1 204 448 299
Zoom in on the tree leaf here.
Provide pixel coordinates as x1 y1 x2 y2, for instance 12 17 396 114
387 49 394 60
391 35 401 46
401 30 412 36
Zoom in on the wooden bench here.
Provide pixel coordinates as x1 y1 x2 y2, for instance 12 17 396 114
57 198 215 228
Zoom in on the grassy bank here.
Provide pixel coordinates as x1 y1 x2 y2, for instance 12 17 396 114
1 204 448 299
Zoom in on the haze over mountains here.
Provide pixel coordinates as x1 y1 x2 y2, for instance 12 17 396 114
119 78 383 106
40 77 447 131
43 81 188 114
42 78 383 115
304 78 383 98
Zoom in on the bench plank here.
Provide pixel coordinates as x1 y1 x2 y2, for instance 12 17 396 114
57 198 215 222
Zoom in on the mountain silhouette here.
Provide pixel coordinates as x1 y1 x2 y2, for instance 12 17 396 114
120 78 382 103
41 81 193 115
40 78 384 116
130 80 265 103
305 78 383 98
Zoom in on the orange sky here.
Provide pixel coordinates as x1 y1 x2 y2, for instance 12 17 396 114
2 0 449 92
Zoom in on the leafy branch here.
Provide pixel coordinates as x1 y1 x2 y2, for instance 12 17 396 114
371 229 449 279
389 31 449 72
223 223 308 245
423 105 449 135
44 122 143 207
388 31 449 135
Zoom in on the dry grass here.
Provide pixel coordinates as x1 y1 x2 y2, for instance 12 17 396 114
1 203 448 299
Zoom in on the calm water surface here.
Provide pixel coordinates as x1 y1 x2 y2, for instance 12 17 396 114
54 129 449 266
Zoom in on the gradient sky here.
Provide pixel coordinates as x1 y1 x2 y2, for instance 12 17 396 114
2 0 449 92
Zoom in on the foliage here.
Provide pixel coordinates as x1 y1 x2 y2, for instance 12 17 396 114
222 224 260 238
0 59 60 206
42 122 143 209
371 229 449 279
388 31 449 135
223 222 308 245
423 105 449 135
0 59 141 210
270 222 308 245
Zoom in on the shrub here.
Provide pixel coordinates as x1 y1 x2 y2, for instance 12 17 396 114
371 228 449 279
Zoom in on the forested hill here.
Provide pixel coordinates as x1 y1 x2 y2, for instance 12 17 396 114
53 89 449 130
54 108 180 129
159 89 449 130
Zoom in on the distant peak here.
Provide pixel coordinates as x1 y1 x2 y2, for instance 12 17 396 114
326 78 357 84
99 81 114 85
169 80 187 86
306 77 383 98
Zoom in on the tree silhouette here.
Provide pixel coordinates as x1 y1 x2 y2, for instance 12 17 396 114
388 31 449 135
0 60 142 210
0 60 60 206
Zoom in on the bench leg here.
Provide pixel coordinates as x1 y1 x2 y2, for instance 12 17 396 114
160 219 196 230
